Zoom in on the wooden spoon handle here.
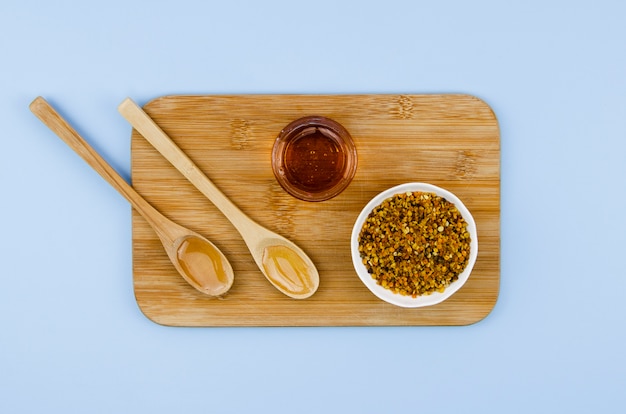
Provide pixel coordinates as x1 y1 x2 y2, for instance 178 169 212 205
29 96 178 242
118 98 253 235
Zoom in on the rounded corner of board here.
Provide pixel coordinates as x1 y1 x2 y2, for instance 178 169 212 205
142 95 172 110
133 297 179 328
462 294 500 326
464 94 499 122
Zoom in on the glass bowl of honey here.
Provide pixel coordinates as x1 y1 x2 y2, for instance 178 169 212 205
272 116 357 202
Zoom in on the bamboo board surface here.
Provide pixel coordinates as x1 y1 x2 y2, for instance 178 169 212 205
130 94 500 326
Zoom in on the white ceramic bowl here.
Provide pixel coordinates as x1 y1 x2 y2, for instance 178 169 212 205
351 183 478 308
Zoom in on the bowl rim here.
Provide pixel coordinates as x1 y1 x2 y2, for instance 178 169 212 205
350 182 478 308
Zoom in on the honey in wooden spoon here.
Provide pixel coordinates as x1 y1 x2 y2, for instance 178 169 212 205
29 97 234 297
118 98 320 299
261 245 317 297
176 236 232 294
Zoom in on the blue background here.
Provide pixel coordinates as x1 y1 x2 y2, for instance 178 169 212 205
2 1 625 412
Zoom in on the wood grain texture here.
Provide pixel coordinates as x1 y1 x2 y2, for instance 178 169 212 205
130 94 500 326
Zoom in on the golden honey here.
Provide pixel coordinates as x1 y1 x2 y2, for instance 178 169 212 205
176 236 231 295
283 127 344 192
272 116 357 202
261 245 316 296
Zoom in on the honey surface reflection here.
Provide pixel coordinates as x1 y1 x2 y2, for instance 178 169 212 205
283 127 345 193
261 245 316 297
176 236 231 296
272 115 357 202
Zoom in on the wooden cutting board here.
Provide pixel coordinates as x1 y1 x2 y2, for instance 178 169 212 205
130 94 500 326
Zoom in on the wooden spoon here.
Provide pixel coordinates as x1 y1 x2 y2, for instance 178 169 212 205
118 98 320 299
30 97 234 297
